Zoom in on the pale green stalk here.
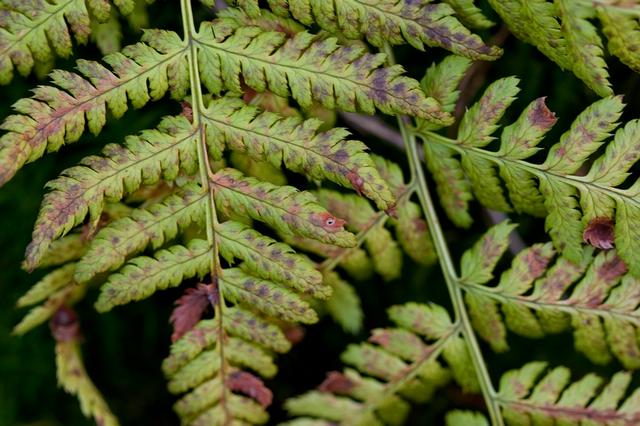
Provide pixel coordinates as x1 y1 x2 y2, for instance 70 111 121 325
180 0 230 422
383 45 504 426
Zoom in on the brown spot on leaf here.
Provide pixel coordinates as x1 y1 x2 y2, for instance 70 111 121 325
346 170 365 196
597 255 627 282
318 371 354 394
530 97 557 128
309 212 346 232
524 247 553 277
583 217 615 250
227 371 273 408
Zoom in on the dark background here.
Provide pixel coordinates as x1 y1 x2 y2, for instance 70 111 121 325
2 1 639 425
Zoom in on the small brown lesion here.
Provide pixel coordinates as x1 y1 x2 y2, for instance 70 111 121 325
583 217 616 250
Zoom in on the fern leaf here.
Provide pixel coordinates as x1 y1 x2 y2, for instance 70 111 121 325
215 6 306 36
460 220 517 284
0 0 135 84
419 54 472 131
74 184 206 282
202 97 395 210
324 271 364 334
232 0 501 60
14 264 87 335
16 263 77 308
415 80 640 274
163 308 291 377
212 168 357 247
0 30 188 186
75 182 332 299
221 268 318 324
283 302 479 425
51 307 119 426
219 221 326 298
94 232 319 322
196 23 452 125
38 234 88 268
599 7 640 74
442 0 494 29
95 239 210 311
555 1 611 97
315 189 402 281
458 77 520 148
423 142 473 228
166 339 276 394
498 362 640 424
459 222 640 368
486 0 640 95
24 115 198 270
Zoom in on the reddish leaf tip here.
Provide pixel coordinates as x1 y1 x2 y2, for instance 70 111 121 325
318 371 355 394
227 371 273 408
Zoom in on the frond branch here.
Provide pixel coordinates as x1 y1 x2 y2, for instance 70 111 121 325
181 0 229 421
414 129 640 212
460 280 640 327
384 44 504 426
352 324 461 424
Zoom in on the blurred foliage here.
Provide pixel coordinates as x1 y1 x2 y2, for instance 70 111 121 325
2 1 640 425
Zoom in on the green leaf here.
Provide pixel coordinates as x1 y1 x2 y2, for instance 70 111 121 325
232 0 501 59
202 97 395 210
0 30 188 186
196 23 452 125
212 169 357 248
498 363 640 424
25 115 199 270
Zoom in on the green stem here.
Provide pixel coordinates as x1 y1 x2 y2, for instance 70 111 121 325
180 0 230 422
383 45 504 426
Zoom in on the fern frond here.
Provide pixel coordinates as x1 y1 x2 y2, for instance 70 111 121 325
195 22 453 125
229 0 501 60
459 222 640 368
323 271 364 334
416 78 640 275
51 306 119 425
212 168 357 247
215 6 306 36
315 190 402 281
23 115 198 270
598 7 640 73
74 184 206 282
0 0 137 84
163 308 291 376
13 264 87 335
286 156 435 284
202 97 395 211
442 0 495 29
283 302 477 425
0 30 188 186
555 1 610 96
486 0 640 96
497 362 640 424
